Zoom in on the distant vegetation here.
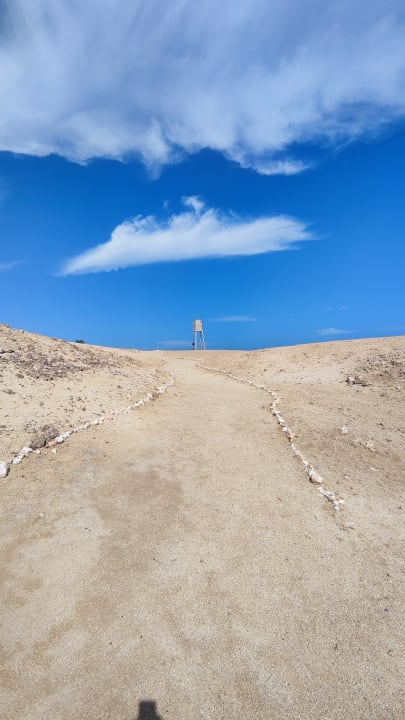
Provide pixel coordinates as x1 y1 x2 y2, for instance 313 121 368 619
74 339 85 344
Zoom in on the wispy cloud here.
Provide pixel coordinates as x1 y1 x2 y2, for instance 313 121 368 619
238 158 311 176
211 315 257 323
316 328 350 337
0 2 404 173
0 260 21 272
61 197 312 274
379 324 405 332
182 195 205 214
158 340 190 348
323 305 348 312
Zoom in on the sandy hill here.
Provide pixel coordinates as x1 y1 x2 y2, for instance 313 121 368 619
203 336 405 525
0 323 168 467
1 326 404 720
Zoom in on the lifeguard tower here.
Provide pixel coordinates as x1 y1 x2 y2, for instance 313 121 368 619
192 318 206 350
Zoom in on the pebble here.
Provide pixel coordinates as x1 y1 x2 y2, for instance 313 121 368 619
365 440 376 452
346 375 369 387
340 426 348 434
0 461 9 478
21 446 33 456
308 467 323 484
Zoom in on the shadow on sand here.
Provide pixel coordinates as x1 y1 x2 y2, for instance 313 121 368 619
134 700 165 719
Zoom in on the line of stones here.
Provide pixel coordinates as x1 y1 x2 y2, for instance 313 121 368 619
197 363 344 511
0 377 175 479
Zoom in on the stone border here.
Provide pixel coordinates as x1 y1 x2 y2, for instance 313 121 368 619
0 377 175 479
197 363 344 511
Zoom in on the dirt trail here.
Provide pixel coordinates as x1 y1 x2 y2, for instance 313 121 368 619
1 357 403 720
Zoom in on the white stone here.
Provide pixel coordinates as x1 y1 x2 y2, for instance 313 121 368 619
0 461 9 478
308 467 323 484
21 446 33 455
319 488 335 500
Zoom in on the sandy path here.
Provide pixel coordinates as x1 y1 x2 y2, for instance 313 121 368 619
1 357 403 719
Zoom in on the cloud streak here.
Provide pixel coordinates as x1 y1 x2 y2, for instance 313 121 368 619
158 340 190 348
61 198 312 274
323 305 348 312
211 316 258 323
0 1 404 172
0 260 21 272
316 328 350 337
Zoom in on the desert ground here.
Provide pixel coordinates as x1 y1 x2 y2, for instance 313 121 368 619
0 324 404 720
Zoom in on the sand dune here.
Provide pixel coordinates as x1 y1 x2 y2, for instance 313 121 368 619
0 324 169 469
0 326 404 719
200 336 405 527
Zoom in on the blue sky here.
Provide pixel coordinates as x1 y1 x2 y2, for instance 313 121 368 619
0 1 404 350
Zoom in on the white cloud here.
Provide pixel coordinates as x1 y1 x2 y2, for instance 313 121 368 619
211 316 258 323
238 158 311 176
181 196 204 214
0 260 21 272
0 1 404 172
316 328 350 336
61 197 311 274
323 305 349 312
158 340 190 348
